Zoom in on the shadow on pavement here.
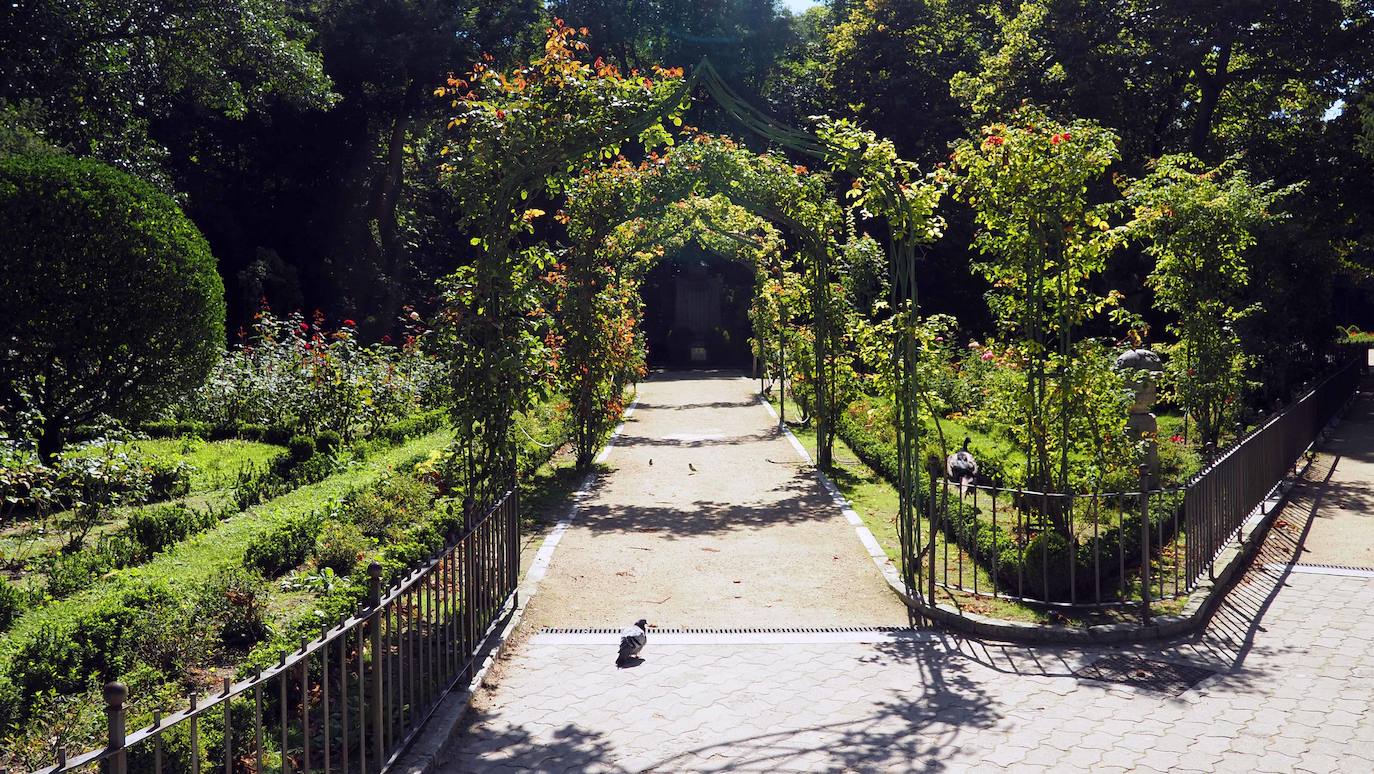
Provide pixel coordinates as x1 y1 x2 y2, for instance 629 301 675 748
937 452 1342 698
644 640 1000 772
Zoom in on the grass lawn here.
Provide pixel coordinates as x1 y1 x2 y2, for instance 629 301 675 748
1 439 287 588
65 437 284 492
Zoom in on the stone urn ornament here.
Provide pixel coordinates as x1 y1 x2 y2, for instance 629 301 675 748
1114 348 1164 484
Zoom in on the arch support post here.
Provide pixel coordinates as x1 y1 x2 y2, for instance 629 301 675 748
812 242 833 469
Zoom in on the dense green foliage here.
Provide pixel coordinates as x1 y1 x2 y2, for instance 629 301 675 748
1126 156 1297 447
169 307 444 440
4 0 1374 762
0 154 225 461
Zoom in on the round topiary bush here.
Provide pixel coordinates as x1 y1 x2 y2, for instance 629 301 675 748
0 153 225 461
287 434 317 463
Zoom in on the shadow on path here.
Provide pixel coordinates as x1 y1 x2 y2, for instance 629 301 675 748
646 640 1000 773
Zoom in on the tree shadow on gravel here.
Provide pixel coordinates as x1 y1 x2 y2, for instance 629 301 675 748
632 400 762 411
614 429 780 448
642 638 1000 772
575 478 847 539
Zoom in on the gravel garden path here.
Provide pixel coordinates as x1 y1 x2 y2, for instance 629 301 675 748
514 370 908 630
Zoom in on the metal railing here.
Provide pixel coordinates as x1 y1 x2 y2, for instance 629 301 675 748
32 487 520 774
1182 352 1361 586
918 354 1362 615
920 476 1187 611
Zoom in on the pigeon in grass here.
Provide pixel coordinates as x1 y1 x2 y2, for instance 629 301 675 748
946 436 978 498
617 619 648 666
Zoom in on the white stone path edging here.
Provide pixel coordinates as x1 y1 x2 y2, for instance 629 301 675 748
533 628 934 645
756 396 910 601
396 395 639 773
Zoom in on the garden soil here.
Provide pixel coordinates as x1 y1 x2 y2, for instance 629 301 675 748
515 371 908 630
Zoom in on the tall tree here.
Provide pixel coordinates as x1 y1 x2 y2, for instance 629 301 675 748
168 0 541 333
951 0 1374 163
0 0 335 182
828 0 987 163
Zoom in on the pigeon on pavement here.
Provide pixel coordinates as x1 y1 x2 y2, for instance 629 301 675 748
617 619 648 666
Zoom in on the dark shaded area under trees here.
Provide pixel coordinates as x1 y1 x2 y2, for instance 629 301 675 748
3 0 1374 404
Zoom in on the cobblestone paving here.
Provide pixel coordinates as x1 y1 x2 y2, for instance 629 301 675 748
434 467 1374 772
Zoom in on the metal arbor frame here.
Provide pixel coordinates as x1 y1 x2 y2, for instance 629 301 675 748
564 153 841 459
558 57 936 473
666 59 933 615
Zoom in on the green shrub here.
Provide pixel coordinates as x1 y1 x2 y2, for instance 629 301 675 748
128 597 205 676
374 409 447 446
243 510 325 577
0 581 24 633
144 456 192 501
0 153 224 461
312 520 370 575
2 583 173 724
287 435 316 463
315 429 342 455
235 423 271 442
195 568 269 647
127 504 214 555
343 473 438 539
140 420 211 439
45 548 114 598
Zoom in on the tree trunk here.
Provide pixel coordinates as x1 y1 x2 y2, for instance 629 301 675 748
37 417 64 465
1189 39 1233 159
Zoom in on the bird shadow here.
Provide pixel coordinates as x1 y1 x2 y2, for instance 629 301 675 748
615 656 645 669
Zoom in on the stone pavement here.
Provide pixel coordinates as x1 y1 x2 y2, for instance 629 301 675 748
1286 380 1374 568
436 529 1374 772
429 378 1374 772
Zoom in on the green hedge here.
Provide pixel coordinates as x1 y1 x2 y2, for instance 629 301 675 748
937 490 1182 601
41 504 221 601
372 409 448 446
0 582 173 730
243 509 327 578
0 582 24 634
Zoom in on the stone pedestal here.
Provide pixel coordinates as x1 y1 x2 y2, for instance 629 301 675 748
1115 348 1164 484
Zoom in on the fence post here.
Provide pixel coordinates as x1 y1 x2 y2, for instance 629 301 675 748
103 682 127 774
1139 466 1151 626
927 472 937 608
368 561 385 772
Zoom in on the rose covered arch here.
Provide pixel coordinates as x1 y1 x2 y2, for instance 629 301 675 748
558 133 846 464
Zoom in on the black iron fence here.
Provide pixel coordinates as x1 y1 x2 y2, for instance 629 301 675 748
30 487 520 774
916 354 1362 615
